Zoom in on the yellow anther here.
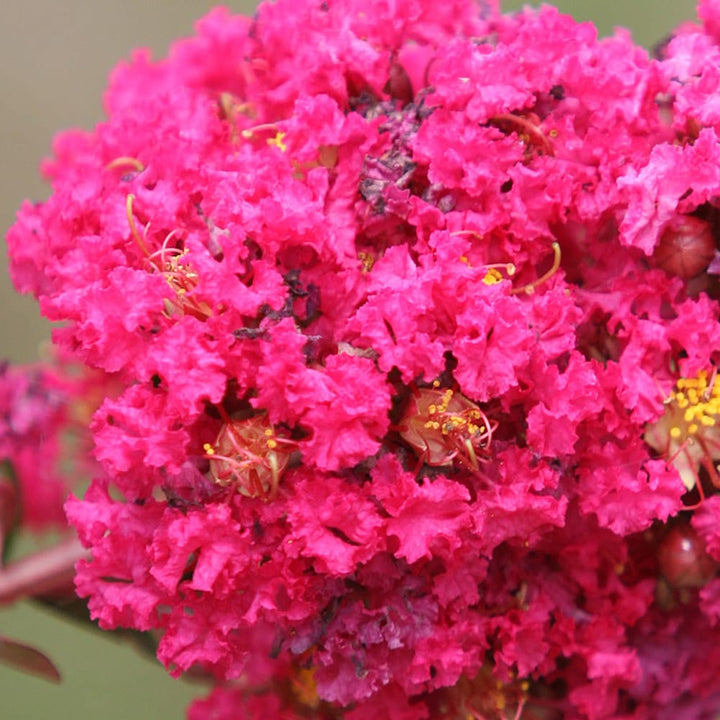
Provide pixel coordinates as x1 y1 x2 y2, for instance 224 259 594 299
483 268 504 285
358 251 375 273
268 131 287 152
203 443 215 455
645 368 720 491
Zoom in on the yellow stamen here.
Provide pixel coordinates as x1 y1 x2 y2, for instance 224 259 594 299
483 268 504 285
267 131 287 152
358 251 375 273
645 368 720 491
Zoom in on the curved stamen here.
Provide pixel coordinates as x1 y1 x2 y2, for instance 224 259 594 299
241 122 280 139
106 156 145 173
490 113 554 156
125 194 150 257
511 242 561 295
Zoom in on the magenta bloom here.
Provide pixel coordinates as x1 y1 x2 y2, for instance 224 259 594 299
10 0 720 717
0 357 102 531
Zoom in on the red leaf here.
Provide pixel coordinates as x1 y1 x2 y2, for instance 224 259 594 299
0 635 61 683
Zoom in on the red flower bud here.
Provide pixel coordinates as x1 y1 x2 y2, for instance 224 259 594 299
653 215 715 279
657 525 717 589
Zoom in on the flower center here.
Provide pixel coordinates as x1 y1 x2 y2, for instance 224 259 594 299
432 666 530 719
203 415 293 498
125 194 212 319
670 370 720 435
399 385 494 471
645 369 720 491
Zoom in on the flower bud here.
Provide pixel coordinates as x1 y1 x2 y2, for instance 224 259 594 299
657 525 717 589
653 215 715 279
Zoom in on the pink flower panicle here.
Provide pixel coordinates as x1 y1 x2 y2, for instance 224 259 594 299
10 0 720 717
0 356 101 531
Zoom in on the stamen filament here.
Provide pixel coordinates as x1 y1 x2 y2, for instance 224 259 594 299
511 242 561 295
125 194 150 257
241 122 280 139
106 156 145 172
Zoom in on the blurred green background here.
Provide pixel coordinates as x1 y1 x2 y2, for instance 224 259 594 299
0 0 698 717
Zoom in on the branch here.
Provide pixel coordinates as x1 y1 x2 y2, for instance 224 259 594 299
0 536 87 606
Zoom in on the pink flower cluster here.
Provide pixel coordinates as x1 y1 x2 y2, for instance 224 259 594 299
10 0 720 716
0 356 99 532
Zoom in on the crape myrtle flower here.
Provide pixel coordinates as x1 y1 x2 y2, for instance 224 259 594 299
0 354 102 531
0 354 107 682
10 0 720 717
